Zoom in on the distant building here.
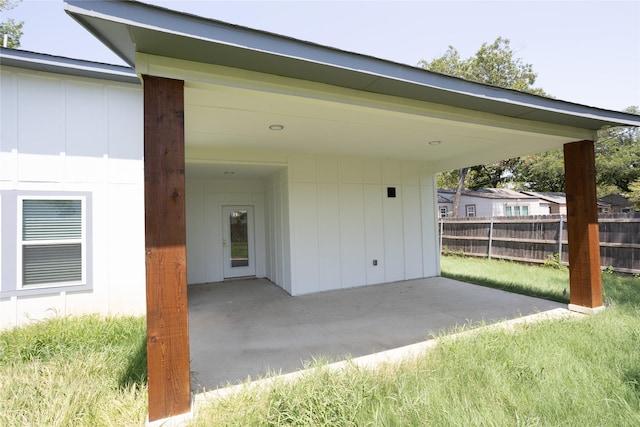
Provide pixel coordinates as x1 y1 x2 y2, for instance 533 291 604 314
437 188 553 218
599 193 635 213
520 191 567 215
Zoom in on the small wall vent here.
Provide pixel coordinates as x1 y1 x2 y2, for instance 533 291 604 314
387 187 396 198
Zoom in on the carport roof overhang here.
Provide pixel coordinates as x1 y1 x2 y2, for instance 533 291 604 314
64 0 640 171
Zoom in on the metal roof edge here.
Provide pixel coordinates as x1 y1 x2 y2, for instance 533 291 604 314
63 0 639 129
0 47 139 85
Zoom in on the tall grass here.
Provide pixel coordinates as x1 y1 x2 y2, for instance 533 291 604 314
0 315 147 426
2 258 639 426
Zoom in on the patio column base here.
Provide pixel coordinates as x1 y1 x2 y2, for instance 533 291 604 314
567 304 605 315
146 408 193 427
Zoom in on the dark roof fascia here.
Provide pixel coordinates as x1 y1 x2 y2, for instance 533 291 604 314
64 0 640 131
521 191 566 204
438 189 537 200
0 47 139 85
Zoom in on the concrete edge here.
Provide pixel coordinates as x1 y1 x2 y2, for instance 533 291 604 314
192 307 582 412
146 409 194 427
568 304 606 315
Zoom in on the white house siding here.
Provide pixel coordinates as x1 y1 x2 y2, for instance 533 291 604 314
0 66 145 329
288 155 437 295
456 195 549 217
265 169 292 293
185 178 268 284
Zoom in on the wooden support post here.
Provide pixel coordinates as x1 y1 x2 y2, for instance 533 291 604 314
564 140 603 311
143 75 191 421
488 218 494 259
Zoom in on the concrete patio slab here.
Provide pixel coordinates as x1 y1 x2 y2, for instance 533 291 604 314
188 277 564 392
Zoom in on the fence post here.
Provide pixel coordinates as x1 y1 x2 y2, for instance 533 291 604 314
488 217 494 259
558 215 564 259
439 218 444 254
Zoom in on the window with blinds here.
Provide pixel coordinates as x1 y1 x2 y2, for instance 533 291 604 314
20 199 85 287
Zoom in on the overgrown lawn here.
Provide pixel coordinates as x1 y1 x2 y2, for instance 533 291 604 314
0 315 147 426
2 257 639 426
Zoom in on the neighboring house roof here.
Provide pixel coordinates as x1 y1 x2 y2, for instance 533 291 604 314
438 195 453 204
63 0 640 132
600 193 634 209
438 188 537 200
521 191 567 205
0 47 139 84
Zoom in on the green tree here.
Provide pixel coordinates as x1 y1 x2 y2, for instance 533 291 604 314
0 0 23 48
419 37 547 96
514 106 640 197
515 149 565 192
420 37 548 213
627 178 640 210
595 106 640 194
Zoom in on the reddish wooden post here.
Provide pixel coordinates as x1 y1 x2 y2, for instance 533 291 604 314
563 140 603 311
143 75 191 421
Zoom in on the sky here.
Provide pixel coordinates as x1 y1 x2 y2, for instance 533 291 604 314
3 0 640 112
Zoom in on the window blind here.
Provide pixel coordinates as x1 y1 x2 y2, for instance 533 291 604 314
22 200 82 241
23 244 82 285
21 199 83 286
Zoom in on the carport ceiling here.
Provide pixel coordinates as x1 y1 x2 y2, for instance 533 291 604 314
184 80 576 171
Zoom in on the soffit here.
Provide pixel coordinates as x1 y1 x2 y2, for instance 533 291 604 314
182 80 577 172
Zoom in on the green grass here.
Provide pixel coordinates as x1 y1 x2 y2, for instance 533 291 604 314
441 255 571 302
2 258 639 426
440 255 640 308
0 315 147 426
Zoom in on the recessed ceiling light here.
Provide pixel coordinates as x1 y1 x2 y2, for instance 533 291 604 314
428 140 442 145
269 124 284 131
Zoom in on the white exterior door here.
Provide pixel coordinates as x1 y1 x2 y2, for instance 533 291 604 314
222 206 256 279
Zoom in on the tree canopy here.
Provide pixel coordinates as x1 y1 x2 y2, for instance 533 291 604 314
1 0 23 48
420 37 545 214
422 38 639 209
419 37 547 96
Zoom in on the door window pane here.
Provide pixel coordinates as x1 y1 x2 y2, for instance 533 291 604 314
229 209 249 268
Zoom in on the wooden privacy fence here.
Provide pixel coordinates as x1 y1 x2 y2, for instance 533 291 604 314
439 213 640 274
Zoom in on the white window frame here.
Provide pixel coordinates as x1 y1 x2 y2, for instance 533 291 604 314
504 203 530 217
465 204 476 217
439 206 448 217
16 195 87 290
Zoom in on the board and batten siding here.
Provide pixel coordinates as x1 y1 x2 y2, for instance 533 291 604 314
288 155 439 295
0 66 145 329
185 178 268 284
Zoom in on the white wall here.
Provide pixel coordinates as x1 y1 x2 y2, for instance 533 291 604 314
265 169 291 293
185 178 268 284
0 67 145 329
288 155 436 295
